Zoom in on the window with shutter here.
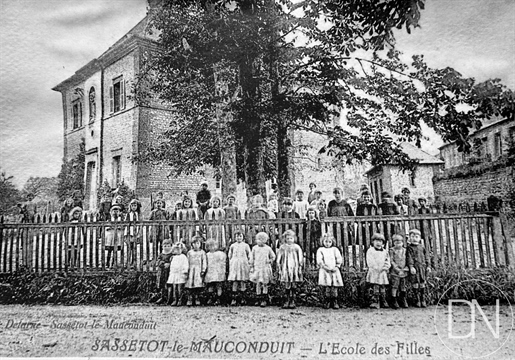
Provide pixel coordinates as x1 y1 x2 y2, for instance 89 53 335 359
109 86 114 113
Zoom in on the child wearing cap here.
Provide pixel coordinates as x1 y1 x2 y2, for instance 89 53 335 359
406 228 431 307
389 234 408 309
366 233 390 309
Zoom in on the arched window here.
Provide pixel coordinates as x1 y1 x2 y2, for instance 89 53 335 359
89 87 96 122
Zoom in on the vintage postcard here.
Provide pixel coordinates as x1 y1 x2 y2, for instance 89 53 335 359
0 0 514 359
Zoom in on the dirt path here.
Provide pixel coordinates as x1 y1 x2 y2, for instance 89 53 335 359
0 304 512 359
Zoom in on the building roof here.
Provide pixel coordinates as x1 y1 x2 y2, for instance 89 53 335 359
365 142 443 176
52 15 158 92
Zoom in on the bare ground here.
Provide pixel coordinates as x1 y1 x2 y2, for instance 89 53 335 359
0 304 513 359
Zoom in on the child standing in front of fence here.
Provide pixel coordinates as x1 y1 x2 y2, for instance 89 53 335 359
317 234 343 309
228 230 251 306
185 235 207 306
406 228 431 308
366 233 391 309
124 199 141 267
389 234 409 309
105 205 123 268
276 229 304 309
204 239 227 305
167 242 189 306
156 239 174 304
250 232 276 307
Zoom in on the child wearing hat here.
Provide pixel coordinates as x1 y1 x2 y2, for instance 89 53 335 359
366 233 391 309
406 228 431 307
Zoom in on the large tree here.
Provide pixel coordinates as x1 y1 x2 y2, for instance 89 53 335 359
56 140 85 201
139 0 514 198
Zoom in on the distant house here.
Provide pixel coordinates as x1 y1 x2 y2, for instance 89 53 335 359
434 117 514 206
365 143 444 204
440 117 514 169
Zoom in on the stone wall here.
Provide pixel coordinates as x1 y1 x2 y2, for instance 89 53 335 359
434 165 514 204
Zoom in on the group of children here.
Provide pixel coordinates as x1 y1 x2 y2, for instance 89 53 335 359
154 227 430 310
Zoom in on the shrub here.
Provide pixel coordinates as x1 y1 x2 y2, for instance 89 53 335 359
0 266 513 307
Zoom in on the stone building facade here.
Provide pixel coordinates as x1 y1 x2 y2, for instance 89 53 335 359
434 117 515 206
53 13 363 214
53 17 220 213
365 143 444 204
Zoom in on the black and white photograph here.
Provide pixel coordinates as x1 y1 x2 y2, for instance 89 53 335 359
0 0 514 359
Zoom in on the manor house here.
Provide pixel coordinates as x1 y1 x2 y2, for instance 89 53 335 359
53 13 366 212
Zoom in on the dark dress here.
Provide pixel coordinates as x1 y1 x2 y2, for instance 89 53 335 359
356 203 378 247
156 252 173 289
378 202 399 243
406 243 430 285
327 200 354 245
303 218 322 264
196 189 212 218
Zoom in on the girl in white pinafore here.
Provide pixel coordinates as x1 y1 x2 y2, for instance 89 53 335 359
227 230 251 306
317 234 343 309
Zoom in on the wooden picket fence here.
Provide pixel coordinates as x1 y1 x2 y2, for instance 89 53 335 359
0 213 513 274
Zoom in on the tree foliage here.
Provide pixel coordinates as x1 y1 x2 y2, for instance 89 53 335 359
22 176 59 202
139 0 514 197
56 140 85 202
0 168 22 215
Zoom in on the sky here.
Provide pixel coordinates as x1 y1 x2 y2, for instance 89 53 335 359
0 0 514 188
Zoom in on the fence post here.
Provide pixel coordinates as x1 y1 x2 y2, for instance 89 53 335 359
498 213 515 268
